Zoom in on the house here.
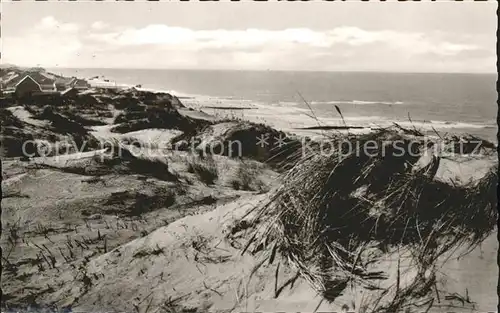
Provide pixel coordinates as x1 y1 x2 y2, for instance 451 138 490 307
2 73 57 98
71 78 91 90
55 77 90 91
1 71 90 98
8 76 43 98
55 77 75 91
28 72 57 92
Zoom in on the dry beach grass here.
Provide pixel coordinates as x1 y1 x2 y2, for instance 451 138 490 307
227 128 497 312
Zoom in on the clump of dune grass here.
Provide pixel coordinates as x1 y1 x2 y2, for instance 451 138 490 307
186 154 219 185
0 108 24 128
113 110 146 124
0 109 34 157
32 105 101 152
102 188 176 217
111 95 143 111
111 105 208 134
0 108 77 158
229 162 267 192
35 139 173 178
98 139 178 181
234 128 497 312
442 133 496 155
60 110 106 126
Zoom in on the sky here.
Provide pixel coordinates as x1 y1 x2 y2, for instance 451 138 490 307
1 2 497 73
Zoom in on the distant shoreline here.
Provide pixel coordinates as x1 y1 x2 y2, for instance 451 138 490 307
45 67 497 76
38 67 496 142
203 106 255 110
297 125 366 130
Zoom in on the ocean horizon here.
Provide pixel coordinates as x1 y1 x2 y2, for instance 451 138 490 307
51 68 498 141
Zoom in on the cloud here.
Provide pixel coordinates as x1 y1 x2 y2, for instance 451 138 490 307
86 26 368 48
3 16 82 67
86 25 486 57
37 16 80 33
2 17 495 72
91 21 110 30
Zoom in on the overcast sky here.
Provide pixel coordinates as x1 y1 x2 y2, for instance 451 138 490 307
2 2 496 73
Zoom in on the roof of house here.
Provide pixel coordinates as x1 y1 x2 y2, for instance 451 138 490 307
27 72 56 86
55 77 76 85
73 78 90 86
2 72 56 89
12 76 43 90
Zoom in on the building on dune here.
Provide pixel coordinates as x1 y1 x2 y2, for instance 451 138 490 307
2 72 58 97
26 72 58 92
4 75 43 98
1 72 91 99
71 78 91 90
55 77 91 91
55 77 75 91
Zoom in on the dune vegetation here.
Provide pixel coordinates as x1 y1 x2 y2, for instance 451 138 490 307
1 72 497 313
231 129 497 312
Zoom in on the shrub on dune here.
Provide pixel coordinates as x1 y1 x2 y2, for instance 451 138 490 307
102 188 176 217
100 140 178 181
170 121 301 166
111 106 207 133
0 108 24 128
186 155 219 185
111 95 142 111
229 162 267 192
61 110 106 126
72 94 101 109
36 106 100 152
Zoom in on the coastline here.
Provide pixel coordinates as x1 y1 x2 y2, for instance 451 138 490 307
45 67 496 142
101 77 497 141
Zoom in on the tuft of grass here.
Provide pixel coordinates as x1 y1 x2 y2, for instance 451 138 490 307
100 140 178 181
111 105 209 133
229 162 267 192
0 108 24 128
28 105 101 153
186 155 219 185
102 188 176 217
111 95 142 111
61 110 106 126
133 244 165 258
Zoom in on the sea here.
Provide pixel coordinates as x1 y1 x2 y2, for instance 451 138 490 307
51 68 498 141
